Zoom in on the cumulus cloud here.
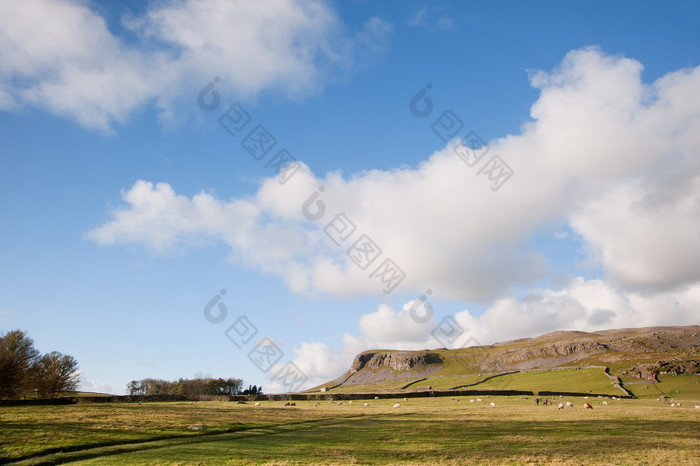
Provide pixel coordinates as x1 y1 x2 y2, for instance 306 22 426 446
77 371 115 394
88 48 700 303
0 0 391 131
266 303 439 391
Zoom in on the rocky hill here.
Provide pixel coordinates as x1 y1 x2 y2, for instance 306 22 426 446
313 325 700 394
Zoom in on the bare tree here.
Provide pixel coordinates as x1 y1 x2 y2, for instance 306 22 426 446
34 352 79 398
0 330 40 399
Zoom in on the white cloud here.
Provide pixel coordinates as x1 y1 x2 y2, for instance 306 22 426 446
88 48 700 302
0 0 391 131
407 6 454 31
77 370 115 394
453 277 700 346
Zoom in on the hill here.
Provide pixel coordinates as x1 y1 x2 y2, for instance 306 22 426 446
309 325 700 398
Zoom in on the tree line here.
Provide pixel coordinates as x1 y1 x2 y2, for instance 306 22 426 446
127 377 262 397
0 329 79 399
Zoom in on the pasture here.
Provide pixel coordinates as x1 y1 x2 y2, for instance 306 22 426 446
2 395 699 465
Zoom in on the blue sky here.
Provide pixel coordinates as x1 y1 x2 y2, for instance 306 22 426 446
1 0 700 394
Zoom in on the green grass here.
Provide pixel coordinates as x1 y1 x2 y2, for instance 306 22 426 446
625 374 700 399
3 397 700 464
326 368 625 396
470 368 624 395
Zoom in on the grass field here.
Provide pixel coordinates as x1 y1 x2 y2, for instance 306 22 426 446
320 368 629 396
2 396 699 465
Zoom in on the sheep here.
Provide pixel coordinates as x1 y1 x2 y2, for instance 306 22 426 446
403 397 407 401
393 403 401 408
470 399 475 403
374 396 379 400
337 402 343 405
364 403 370 407
671 403 676 407
190 402 194 405
694 405 700 409
254 402 260 406
566 402 573 407
583 402 593 409
476 398 483 402
490 402 496 407
558 403 564 409
348 401 353 404
602 401 608 406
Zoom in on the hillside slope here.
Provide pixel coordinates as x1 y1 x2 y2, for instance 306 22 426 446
310 325 700 396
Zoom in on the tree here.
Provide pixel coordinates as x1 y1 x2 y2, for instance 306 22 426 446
34 351 79 398
0 330 40 399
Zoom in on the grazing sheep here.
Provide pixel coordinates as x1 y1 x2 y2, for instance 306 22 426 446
393 403 401 408
584 396 589 400
254 402 260 406
566 402 573 407
349 401 353 404
190 402 194 405
470 399 475 403
694 405 700 409
558 403 564 410
476 398 483 402
603 401 608 406
290 402 296 406
403 397 407 401
187 425 203 431
490 402 496 407
314 403 319 406
583 402 593 409
338 402 343 405
671 403 676 407
138 401 142 405
374 396 379 400
364 403 370 407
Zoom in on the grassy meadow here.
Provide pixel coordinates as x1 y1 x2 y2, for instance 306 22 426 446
2 394 699 465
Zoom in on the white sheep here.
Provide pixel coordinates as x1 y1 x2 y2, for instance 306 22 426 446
490 402 496 407
348 401 353 404
393 403 401 408
374 396 379 400
470 399 475 403
364 403 370 407
566 402 573 407
476 398 483 402
338 401 343 405
558 403 564 409
403 397 407 401
602 401 608 406
694 405 700 409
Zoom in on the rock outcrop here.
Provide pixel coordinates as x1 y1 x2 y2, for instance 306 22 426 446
351 351 443 373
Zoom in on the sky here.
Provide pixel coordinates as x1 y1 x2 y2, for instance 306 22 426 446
1 0 699 395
